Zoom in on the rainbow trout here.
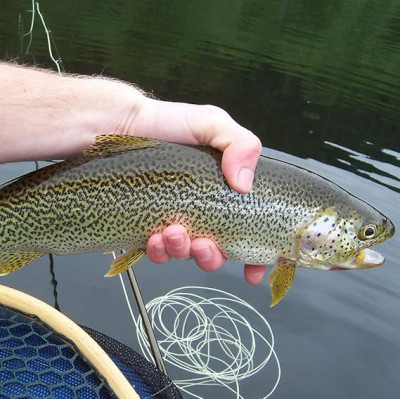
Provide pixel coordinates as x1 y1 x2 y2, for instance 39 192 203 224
0 135 395 305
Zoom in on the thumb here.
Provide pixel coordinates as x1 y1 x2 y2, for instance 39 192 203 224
221 138 261 193
179 103 262 193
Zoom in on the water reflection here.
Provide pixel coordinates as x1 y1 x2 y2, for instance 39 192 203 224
325 140 400 192
2 0 399 163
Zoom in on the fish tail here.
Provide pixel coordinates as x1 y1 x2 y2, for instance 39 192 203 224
0 249 44 275
0 195 45 274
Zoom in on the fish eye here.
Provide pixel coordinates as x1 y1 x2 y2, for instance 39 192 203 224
358 224 378 240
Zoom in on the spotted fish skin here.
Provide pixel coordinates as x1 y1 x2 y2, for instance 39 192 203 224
0 135 394 305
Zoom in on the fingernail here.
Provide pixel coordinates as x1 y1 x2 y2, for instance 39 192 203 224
166 234 184 250
238 168 254 192
253 270 265 281
195 244 212 262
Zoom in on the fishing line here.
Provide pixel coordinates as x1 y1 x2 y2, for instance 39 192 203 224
32 160 60 312
133 286 281 399
19 6 281 397
112 252 168 375
22 0 64 72
20 3 169 377
48 253 60 311
35 2 63 73
118 272 136 324
22 0 35 56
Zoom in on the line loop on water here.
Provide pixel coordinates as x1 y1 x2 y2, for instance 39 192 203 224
131 286 281 399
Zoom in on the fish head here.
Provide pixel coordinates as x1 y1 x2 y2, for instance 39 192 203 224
297 205 395 271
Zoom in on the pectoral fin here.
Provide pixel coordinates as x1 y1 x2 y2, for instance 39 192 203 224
84 134 160 157
105 248 145 277
268 258 297 307
0 249 44 275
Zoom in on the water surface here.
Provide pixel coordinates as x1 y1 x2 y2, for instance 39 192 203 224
0 1 399 398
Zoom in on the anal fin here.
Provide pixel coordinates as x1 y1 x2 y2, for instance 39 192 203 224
0 249 44 276
268 258 297 307
105 248 145 277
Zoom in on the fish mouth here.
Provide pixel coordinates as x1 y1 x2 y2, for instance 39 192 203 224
330 248 385 270
355 248 385 268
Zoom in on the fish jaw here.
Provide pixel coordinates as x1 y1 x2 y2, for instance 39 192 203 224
323 248 385 271
332 248 385 270
298 246 385 271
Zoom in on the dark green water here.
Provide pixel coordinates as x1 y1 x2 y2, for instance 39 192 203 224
0 1 399 398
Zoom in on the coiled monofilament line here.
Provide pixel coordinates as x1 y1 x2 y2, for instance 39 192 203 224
129 286 281 399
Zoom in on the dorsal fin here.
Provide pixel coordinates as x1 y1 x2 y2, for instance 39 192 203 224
83 134 160 157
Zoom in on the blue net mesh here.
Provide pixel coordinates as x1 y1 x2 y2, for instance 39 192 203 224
0 304 182 399
82 326 181 399
0 305 115 399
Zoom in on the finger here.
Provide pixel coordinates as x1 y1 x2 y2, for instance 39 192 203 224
162 224 191 260
244 264 267 285
188 106 262 193
191 238 226 271
134 102 262 193
147 233 171 264
221 138 261 193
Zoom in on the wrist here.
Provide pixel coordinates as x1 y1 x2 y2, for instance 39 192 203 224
65 76 147 154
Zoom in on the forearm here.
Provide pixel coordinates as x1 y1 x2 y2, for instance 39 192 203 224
0 62 261 193
0 63 145 162
0 64 265 281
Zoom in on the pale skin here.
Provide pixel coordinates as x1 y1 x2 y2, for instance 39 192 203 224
0 63 267 284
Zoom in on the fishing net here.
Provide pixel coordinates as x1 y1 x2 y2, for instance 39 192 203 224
0 303 181 399
82 326 181 399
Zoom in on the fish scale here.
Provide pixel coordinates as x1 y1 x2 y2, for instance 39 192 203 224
0 135 394 305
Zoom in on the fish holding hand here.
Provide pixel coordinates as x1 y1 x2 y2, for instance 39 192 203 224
0 135 395 306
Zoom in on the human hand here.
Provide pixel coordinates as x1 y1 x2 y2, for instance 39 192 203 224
0 63 266 284
133 99 267 285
